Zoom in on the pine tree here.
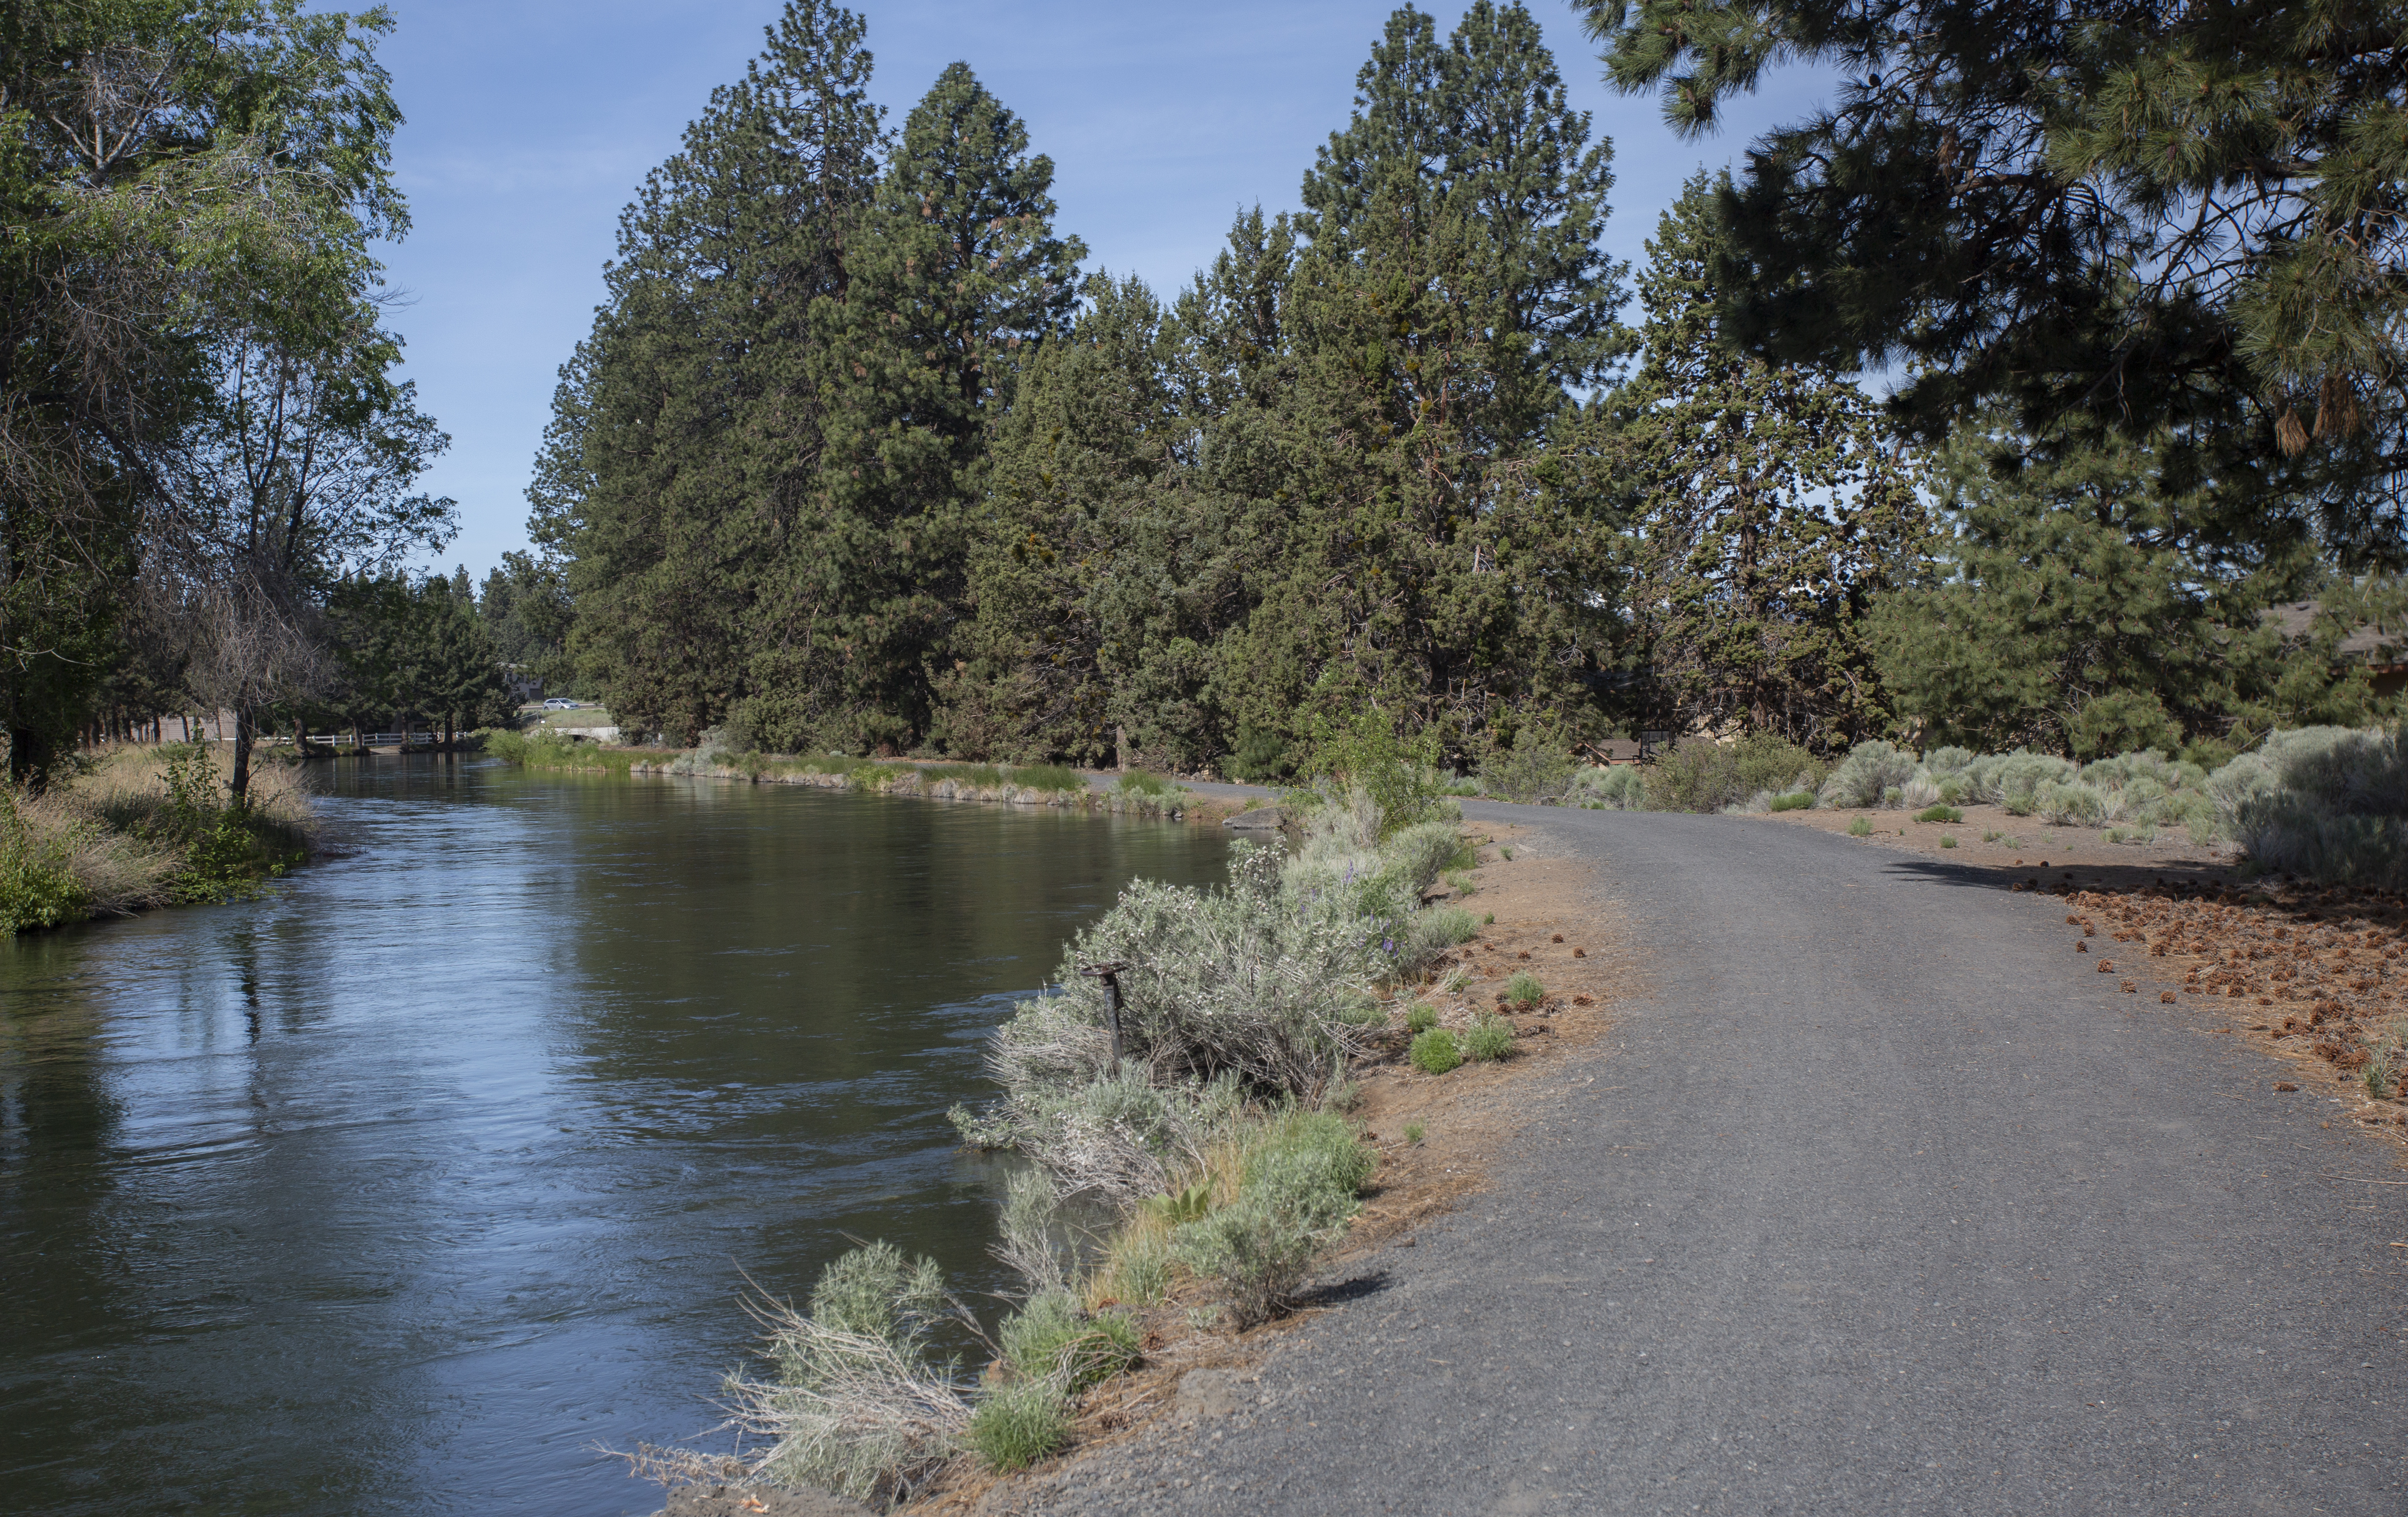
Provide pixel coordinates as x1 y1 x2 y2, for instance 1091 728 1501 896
536 0 884 745
1209 3 1632 765
763 62 1083 753
1581 0 2408 563
957 274 1264 767
1613 175 1928 750
1871 423 2397 758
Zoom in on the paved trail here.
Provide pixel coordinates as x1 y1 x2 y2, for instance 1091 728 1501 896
1034 806 2408 1516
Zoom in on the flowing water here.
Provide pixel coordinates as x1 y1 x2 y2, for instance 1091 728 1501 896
0 759 1228 1517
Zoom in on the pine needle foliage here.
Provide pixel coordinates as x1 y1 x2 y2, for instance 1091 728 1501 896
1580 0 2408 563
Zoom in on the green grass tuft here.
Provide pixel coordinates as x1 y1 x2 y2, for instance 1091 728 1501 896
1008 764 1086 794
1940 834 1958 848
999 1292 1140 1392
1404 1122 1425 1145
1463 1015 1516 1061
1847 817 1874 837
1505 970 1544 1008
1769 791 1815 812
969 1380 1067 1472
1114 770 1183 797
1914 804 1964 823
1405 1003 1440 1033
1408 1027 1463 1074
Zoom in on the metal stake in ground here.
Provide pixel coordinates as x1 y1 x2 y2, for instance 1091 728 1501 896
1080 961 1130 1077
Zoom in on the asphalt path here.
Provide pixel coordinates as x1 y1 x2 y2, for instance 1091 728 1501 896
1033 804 2408 1516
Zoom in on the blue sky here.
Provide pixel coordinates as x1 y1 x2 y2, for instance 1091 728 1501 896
375 0 1832 579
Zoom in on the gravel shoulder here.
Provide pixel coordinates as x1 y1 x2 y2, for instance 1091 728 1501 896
1003 805 2408 1515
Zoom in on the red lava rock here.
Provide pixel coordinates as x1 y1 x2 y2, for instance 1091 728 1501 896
1572 947 1586 958
2077 941 2089 953
2097 960 2115 972
2121 980 2137 993
2275 1083 2301 1092
1571 993 1594 1006
1550 934 1564 943
2160 991 2178 1003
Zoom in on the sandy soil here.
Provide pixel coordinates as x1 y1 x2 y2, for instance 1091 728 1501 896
1747 799 2245 888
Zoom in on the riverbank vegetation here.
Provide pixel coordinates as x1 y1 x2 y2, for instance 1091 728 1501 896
1 745 314 936
15 0 2406 880
647 759 1475 1503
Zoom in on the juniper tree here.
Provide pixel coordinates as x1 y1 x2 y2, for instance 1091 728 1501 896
1579 0 2408 561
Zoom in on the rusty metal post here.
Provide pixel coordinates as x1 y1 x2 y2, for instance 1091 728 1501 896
1080 961 1130 1077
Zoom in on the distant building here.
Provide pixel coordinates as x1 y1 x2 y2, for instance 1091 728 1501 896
502 664 544 703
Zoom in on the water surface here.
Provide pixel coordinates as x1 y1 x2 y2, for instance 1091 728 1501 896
0 759 1226 1517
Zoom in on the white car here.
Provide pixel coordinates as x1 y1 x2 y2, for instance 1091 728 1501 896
541 698 580 710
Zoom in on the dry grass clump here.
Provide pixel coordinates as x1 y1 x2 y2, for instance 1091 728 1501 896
3 743 317 934
715 1243 979 1507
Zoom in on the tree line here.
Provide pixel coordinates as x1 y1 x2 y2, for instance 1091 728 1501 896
532 0 2405 775
10 0 2403 797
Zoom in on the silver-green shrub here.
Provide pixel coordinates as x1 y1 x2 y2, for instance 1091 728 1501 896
1172 1112 1372 1327
1567 765 1648 809
2033 779 2109 826
731 1241 975 1505
1962 751 2078 814
1478 736 1577 804
1819 740 1919 808
2222 725 2408 887
966 806 1460 1196
1398 905 1479 978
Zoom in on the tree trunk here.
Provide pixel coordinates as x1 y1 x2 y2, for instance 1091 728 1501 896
6 726 55 792
230 705 256 807
1117 724 1130 773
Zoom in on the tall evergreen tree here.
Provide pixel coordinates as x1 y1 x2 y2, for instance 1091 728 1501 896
534 0 884 745
748 62 1082 753
957 273 1265 767
1210 3 1632 764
